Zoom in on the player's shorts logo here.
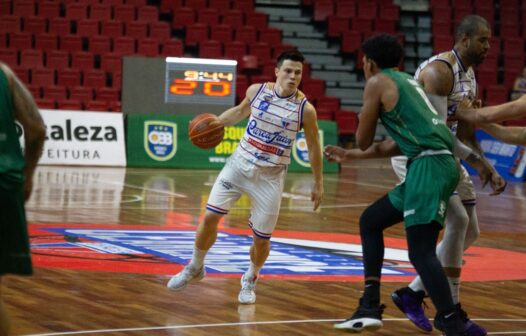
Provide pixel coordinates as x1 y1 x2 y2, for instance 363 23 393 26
292 130 324 167
144 121 177 161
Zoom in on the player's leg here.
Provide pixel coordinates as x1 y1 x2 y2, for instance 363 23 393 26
334 194 403 332
238 166 285 304
167 163 242 291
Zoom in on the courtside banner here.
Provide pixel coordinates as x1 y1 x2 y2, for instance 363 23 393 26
462 129 526 182
38 109 126 166
126 114 338 172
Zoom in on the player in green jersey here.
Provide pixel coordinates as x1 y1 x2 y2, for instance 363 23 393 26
329 34 465 335
0 62 46 336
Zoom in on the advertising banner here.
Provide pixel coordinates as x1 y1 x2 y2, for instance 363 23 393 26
462 129 526 182
127 114 339 173
37 110 127 166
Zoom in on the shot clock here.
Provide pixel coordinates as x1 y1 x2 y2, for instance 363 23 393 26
165 57 237 106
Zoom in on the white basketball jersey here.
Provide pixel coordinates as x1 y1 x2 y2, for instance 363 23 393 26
414 49 477 134
236 83 307 166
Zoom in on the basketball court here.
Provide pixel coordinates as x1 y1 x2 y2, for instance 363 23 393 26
4 159 526 335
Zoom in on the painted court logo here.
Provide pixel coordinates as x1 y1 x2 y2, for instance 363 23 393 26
29 224 526 282
144 121 177 161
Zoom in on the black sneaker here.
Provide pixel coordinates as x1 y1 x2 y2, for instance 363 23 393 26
334 299 385 333
434 310 465 336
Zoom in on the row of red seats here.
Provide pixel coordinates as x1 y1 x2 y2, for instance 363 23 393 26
35 98 121 112
1 35 184 57
161 0 254 15
327 17 397 38
2 16 171 41
185 24 280 47
0 1 158 22
172 8 266 30
430 0 522 9
9 66 119 88
312 0 399 21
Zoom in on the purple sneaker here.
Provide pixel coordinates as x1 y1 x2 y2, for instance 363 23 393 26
434 304 487 336
391 287 433 332
457 303 487 336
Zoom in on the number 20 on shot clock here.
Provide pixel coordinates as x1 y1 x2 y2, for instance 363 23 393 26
165 57 237 106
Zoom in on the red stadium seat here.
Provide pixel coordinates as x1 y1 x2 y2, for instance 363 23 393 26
13 0 35 17
112 36 136 56
101 20 124 38
249 42 271 65
162 39 184 56
185 0 207 10
433 35 454 53
58 99 83 110
83 69 106 87
137 6 159 22
69 86 94 103
335 111 359 135
114 5 136 22
357 2 378 19
198 8 220 26
232 0 254 12
259 28 282 45
185 23 209 47
222 10 244 28
34 33 58 52
23 16 46 34
211 24 233 43
335 1 356 18
149 22 171 41
137 38 160 57
341 31 362 53
58 68 82 87
209 0 230 13
375 18 397 34
100 53 122 73
90 4 112 20
49 17 71 36
316 107 333 120
65 3 88 20
484 85 509 105
71 51 94 69
224 40 246 62
235 26 257 44
327 16 350 38
317 96 341 111
313 1 333 22
12 65 30 84
43 85 67 101
38 2 60 18
88 35 111 54
246 12 268 29
172 7 195 30
199 40 223 59
32 68 55 86
20 49 43 68
0 0 10 15
126 21 148 39
46 50 69 69
35 98 56 109
60 35 83 52
352 17 373 34
0 16 21 34
96 87 120 102
9 32 33 50
76 19 100 37
160 0 184 15
86 100 110 111
301 78 325 100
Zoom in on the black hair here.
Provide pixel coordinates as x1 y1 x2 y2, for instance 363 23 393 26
276 49 305 67
455 15 490 41
361 34 403 69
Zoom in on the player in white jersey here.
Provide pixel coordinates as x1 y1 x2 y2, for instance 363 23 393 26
166 50 324 304
390 16 506 336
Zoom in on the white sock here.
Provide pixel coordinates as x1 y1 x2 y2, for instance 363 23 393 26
246 262 261 279
188 247 207 269
408 276 426 293
448 276 461 304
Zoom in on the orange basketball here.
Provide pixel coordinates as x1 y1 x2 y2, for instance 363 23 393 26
188 113 225 149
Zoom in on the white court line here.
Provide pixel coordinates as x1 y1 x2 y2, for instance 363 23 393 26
23 318 526 336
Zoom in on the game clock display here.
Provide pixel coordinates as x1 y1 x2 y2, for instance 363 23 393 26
165 57 237 106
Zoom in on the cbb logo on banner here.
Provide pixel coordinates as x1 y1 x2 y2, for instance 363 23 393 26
292 130 324 167
144 121 177 161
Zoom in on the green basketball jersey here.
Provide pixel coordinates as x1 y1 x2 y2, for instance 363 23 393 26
380 69 454 159
0 69 25 189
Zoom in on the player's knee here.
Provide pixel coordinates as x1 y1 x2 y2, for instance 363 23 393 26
359 206 382 233
203 211 223 227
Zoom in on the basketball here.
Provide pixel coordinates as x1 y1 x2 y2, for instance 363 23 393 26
188 113 225 149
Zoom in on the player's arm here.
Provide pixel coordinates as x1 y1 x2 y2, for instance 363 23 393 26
355 75 384 150
1 63 46 201
418 61 454 97
218 84 260 126
457 95 526 124
301 102 323 211
480 123 526 145
324 139 400 163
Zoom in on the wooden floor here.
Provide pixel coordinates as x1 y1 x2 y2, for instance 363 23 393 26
5 159 526 336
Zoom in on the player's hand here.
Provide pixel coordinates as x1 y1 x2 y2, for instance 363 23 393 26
323 145 347 163
488 172 507 196
311 182 323 211
472 99 483 109
455 98 478 123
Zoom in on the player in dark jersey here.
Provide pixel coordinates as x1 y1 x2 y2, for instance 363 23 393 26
0 62 46 336
328 34 465 336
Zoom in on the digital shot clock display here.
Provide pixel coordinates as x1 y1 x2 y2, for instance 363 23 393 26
165 57 237 106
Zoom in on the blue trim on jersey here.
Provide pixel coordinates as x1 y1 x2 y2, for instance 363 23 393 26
206 204 228 215
249 222 272 239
